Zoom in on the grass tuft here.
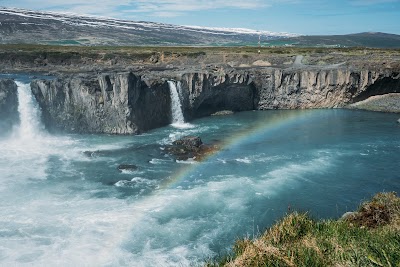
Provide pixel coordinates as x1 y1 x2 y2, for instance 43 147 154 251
346 192 400 228
206 192 400 267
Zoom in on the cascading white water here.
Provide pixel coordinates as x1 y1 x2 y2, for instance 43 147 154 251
167 81 194 130
15 81 44 139
168 81 185 125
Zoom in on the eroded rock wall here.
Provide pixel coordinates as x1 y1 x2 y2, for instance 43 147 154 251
179 68 400 112
0 79 18 135
180 69 256 118
31 73 171 134
30 67 400 134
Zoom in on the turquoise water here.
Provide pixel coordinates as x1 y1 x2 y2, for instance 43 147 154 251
0 80 399 266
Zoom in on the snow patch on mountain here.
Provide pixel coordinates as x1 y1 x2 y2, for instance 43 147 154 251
0 7 297 37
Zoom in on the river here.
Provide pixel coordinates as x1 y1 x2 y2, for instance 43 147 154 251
0 76 399 266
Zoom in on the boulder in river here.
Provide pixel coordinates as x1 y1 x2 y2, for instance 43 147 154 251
211 110 234 116
164 136 219 161
172 136 202 151
117 164 138 172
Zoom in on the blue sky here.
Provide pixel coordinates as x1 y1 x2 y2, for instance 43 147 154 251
1 0 399 35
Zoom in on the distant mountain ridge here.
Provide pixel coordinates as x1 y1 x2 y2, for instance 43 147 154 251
0 7 295 46
0 7 399 48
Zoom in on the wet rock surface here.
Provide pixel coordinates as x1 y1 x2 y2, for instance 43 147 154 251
31 73 171 134
164 136 219 161
117 164 138 172
29 66 400 134
0 79 18 135
211 110 234 116
0 46 395 135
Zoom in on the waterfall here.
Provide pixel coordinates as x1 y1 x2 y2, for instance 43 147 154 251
15 81 44 139
168 81 187 127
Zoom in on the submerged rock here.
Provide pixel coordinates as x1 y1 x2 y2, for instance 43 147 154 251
83 150 107 157
397 118 400 123
211 110 234 116
117 164 138 172
164 136 219 161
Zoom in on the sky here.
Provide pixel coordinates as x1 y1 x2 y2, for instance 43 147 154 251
0 0 399 35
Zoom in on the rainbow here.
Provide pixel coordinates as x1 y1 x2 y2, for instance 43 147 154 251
161 109 316 189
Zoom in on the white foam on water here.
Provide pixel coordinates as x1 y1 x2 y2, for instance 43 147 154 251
0 84 349 267
119 169 138 175
0 135 339 267
235 157 252 164
111 178 252 266
262 153 333 185
0 82 81 186
170 122 195 129
0 191 141 266
176 158 198 164
149 158 171 165
217 159 227 164
0 82 140 266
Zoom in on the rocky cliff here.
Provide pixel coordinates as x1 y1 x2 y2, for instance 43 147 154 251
177 66 399 113
253 68 400 109
31 73 171 134
30 66 400 134
0 79 18 135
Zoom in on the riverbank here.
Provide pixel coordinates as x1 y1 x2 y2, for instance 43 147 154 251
208 192 400 266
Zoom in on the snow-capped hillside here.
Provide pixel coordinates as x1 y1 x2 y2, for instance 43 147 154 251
0 7 296 46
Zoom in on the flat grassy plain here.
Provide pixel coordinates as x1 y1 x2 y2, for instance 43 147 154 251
1 44 399 56
1 44 399 73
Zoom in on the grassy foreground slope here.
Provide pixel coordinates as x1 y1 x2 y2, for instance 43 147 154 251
208 192 400 267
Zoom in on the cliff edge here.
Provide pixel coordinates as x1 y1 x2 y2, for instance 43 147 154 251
30 65 400 134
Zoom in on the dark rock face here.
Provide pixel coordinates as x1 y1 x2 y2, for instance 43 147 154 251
30 67 400 135
31 73 171 134
0 79 18 135
180 69 256 119
165 136 219 161
117 164 138 172
173 136 203 150
251 68 400 109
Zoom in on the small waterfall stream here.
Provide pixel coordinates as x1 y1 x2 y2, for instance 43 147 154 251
168 81 185 125
167 81 193 129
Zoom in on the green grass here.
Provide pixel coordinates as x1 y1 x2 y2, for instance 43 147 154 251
207 192 400 267
1 44 399 56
